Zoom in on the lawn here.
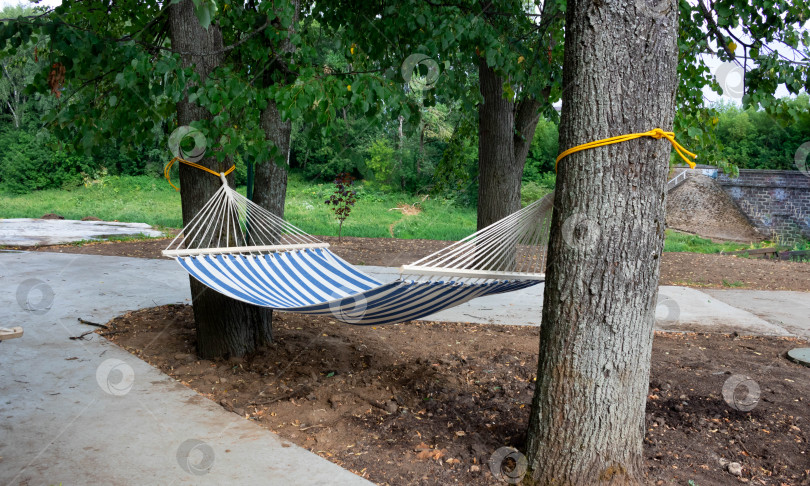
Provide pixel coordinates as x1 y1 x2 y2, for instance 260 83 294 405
662 230 750 253
0 174 479 241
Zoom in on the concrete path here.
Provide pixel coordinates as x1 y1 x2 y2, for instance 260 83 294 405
0 252 806 485
0 251 371 486
0 218 164 246
703 289 810 339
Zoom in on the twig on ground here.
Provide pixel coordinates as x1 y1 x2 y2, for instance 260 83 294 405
69 330 95 340
78 318 108 329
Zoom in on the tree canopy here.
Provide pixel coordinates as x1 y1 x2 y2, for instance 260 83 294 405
0 0 807 194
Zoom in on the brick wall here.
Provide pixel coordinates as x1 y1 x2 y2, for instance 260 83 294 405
716 169 810 245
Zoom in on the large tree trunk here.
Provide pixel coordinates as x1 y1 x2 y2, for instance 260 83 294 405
169 0 271 359
524 0 679 483
476 61 541 230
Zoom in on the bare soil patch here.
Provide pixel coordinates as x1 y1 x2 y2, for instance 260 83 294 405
17 235 810 291
101 306 810 485
667 174 765 243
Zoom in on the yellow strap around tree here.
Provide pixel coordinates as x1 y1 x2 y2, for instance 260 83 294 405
555 128 697 171
164 156 236 191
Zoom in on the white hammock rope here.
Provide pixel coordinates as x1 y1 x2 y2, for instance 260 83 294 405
164 176 553 284
164 181 326 257
400 194 553 282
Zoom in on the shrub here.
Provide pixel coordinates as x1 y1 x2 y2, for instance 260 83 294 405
0 128 98 194
521 178 555 207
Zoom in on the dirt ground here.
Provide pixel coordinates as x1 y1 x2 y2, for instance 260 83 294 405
21 235 810 291
666 174 765 244
100 306 810 485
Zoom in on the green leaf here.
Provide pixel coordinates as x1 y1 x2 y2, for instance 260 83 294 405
194 1 217 29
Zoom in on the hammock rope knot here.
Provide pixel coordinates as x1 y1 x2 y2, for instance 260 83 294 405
164 156 236 191
555 127 697 171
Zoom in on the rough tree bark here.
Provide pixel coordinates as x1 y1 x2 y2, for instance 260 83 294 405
254 99 290 218
169 0 271 359
524 0 679 483
476 60 542 230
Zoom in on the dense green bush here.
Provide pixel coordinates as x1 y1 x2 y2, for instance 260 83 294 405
524 117 559 182
521 173 556 206
0 124 166 194
715 96 810 170
0 128 97 194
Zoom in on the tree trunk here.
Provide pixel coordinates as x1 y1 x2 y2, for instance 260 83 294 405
476 60 542 230
253 99 290 218
253 0 299 218
524 0 679 484
169 0 271 359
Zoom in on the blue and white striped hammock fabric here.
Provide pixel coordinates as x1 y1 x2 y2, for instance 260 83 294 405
176 248 541 325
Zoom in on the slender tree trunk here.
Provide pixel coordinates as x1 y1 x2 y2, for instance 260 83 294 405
169 0 271 359
476 60 542 230
398 115 405 187
524 0 679 483
254 99 290 218
253 0 299 218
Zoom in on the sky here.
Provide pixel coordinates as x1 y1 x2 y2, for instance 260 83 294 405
0 0 803 105
0 0 59 7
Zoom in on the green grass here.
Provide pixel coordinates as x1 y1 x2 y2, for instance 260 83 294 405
0 174 478 241
285 173 476 240
0 176 183 228
662 230 751 254
661 230 808 254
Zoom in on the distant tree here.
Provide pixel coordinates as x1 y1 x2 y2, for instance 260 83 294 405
0 6 39 128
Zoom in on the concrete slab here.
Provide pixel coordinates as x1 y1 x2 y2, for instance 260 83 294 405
655 286 792 336
0 252 371 485
703 289 810 340
0 218 164 246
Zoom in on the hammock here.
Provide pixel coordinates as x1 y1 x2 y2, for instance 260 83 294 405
164 175 553 325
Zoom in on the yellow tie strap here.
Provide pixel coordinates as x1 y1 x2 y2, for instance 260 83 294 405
555 128 697 171
164 157 236 191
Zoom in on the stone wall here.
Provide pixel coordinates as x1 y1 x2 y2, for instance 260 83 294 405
716 169 810 245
